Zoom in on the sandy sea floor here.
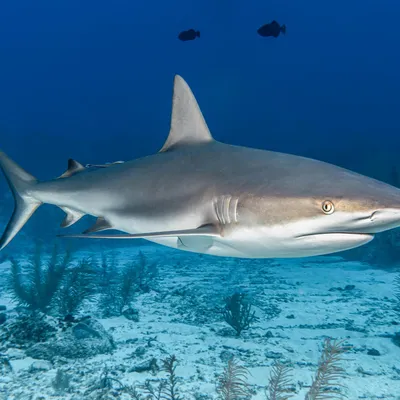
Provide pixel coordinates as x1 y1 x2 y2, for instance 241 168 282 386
0 245 399 399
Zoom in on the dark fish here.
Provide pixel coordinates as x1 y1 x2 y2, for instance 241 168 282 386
178 29 200 42
257 20 286 38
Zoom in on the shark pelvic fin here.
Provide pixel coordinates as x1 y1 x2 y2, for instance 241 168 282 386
0 151 42 250
60 207 85 228
58 224 220 240
83 217 113 234
58 159 86 179
159 75 214 152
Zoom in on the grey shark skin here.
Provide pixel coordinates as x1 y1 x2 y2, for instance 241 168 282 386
1 76 400 258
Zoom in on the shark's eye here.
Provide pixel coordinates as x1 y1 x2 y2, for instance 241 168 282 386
322 200 335 214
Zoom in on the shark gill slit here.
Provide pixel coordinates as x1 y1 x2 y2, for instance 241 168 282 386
224 196 232 224
214 195 238 227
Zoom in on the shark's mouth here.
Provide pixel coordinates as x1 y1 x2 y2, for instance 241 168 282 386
294 232 375 253
295 232 375 241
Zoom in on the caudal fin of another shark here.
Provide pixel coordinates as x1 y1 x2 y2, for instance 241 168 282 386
0 151 41 250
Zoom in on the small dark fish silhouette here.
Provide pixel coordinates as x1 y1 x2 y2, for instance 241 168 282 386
178 29 200 42
257 21 286 38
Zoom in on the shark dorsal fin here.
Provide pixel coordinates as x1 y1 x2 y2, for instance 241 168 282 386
59 159 86 179
159 75 214 152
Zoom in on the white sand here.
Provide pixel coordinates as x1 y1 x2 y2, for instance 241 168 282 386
0 245 399 399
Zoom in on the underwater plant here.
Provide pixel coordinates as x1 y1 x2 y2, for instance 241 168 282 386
118 261 143 314
394 274 400 311
98 256 139 317
392 274 400 348
223 292 258 336
141 380 167 400
160 354 183 400
134 251 159 293
216 357 251 400
305 339 348 400
98 251 158 317
143 355 182 400
56 257 97 317
52 369 71 393
2 311 57 345
127 354 182 400
8 243 72 313
262 339 348 400
85 366 126 399
97 253 121 317
266 361 294 400
125 386 146 400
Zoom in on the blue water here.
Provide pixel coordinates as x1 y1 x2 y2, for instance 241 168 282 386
1 0 399 172
0 0 400 398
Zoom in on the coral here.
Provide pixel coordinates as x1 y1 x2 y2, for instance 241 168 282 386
97 253 121 317
305 339 348 400
216 357 251 400
56 257 97 317
134 251 159 293
98 251 158 317
2 311 57 346
161 354 183 400
26 317 115 360
52 369 71 393
223 292 258 336
139 355 182 400
8 243 72 313
394 274 400 312
125 355 182 400
266 361 294 400
118 261 142 314
85 366 126 399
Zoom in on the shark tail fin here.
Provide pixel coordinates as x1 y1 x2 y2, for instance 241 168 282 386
0 151 42 250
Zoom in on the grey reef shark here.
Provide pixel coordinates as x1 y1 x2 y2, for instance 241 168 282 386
1 75 400 258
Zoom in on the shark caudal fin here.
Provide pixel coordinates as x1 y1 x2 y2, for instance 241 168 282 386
0 151 41 250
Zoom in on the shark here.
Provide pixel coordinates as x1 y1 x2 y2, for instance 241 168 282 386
1 75 400 258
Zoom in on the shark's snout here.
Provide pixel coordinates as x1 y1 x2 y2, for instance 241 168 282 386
367 208 400 232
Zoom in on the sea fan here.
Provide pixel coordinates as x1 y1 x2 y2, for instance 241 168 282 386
266 361 293 400
8 243 71 313
161 354 182 400
217 357 251 400
223 293 258 336
56 257 97 317
305 339 348 400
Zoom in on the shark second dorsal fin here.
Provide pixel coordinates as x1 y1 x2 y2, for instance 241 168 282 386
58 159 86 179
159 75 214 152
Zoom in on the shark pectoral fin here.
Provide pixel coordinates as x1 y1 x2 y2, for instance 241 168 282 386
57 224 221 240
58 159 86 179
177 236 214 251
83 217 113 234
60 207 85 228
